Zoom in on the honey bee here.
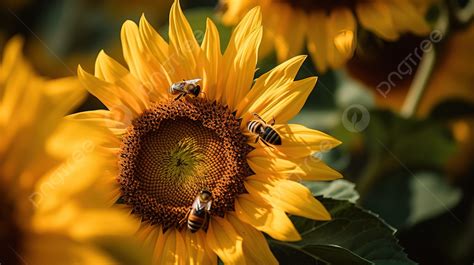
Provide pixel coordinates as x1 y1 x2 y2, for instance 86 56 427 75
180 190 212 233
247 113 282 147
169 78 202 100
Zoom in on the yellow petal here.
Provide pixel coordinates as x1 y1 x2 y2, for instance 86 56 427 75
155 229 187 264
235 194 301 241
226 26 262 109
44 77 86 119
68 209 140 240
139 14 169 63
227 213 278 265
327 8 356 69
151 228 165 264
241 76 317 125
237 55 306 117
95 50 151 110
259 124 341 158
77 66 139 118
221 6 262 109
24 234 116 265
273 4 307 62
136 223 161 249
206 216 245 265
248 150 343 181
356 2 399 40
334 30 355 60
68 110 128 136
185 230 217 265
246 175 331 220
169 0 202 79
387 1 430 35
307 11 329 73
201 18 222 101
138 15 175 99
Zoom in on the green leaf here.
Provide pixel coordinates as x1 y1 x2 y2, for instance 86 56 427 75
272 243 371 265
366 110 456 169
363 171 461 228
270 198 416 265
304 179 360 203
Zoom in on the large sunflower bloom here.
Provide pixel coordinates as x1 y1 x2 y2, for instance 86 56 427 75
220 0 432 72
0 37 142 264
72 1 342 263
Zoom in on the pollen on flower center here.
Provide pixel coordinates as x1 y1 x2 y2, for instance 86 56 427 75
118 98 253 231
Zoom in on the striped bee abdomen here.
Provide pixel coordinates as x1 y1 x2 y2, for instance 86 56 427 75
187 208 207 233
262 127 282 145
247 120 263 134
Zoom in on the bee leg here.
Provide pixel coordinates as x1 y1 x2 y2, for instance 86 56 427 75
203 213 210 232
270 117 276 126
254 136 259 144
174 93 184 101
253 113 267 123
261 139 274 149
178 209 191 229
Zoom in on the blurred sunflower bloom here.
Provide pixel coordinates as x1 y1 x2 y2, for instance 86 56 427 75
220 0 432 72
71 1 342 263
0 37 142 265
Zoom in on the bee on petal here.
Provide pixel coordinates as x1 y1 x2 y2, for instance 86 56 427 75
169 78 202 100
247 113 282 147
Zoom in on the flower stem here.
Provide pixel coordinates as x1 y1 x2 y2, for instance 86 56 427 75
400 2 450 118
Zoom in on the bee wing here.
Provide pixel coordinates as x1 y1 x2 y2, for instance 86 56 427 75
188 78 202 84
205 200 212 211
192 197 200 209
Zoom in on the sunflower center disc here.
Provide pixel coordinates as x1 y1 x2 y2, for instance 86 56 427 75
119 98 252 230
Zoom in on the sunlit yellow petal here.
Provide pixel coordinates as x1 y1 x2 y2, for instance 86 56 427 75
68 110 128 136
227 213 278 265
138 14 169 63
186 230 217 265
95 50 151 110
221 6 262 109
256 123 342 158
201 18 222 102
169 0 202 79
235 194 301 241
239 76 316 125
246 175 331 220
77 66 140 117
155 229 187 264
248 150 343 181
237 55 306 116
327 8 356 68
206 216 245 265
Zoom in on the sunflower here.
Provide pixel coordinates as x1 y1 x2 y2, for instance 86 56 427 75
219 0 432 72
71 1 342 263
0 37 143 265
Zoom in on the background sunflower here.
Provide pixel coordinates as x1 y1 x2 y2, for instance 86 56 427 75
0 37 148 265
219 0 432 72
